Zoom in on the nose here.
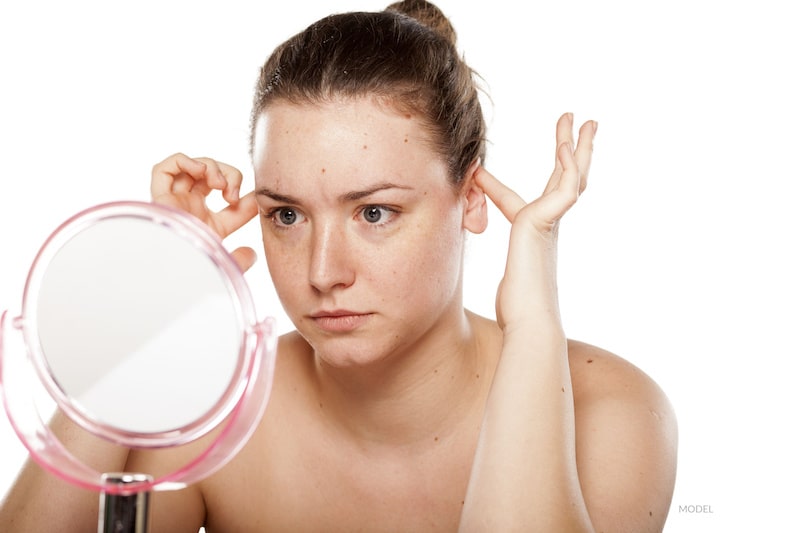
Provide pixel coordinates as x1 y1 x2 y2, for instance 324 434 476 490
308 221 355 293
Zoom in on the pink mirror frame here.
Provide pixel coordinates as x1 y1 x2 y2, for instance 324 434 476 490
0 202 277 494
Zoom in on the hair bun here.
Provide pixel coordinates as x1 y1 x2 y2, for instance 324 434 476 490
385 0 457 45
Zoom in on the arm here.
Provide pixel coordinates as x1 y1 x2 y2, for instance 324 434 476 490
0 411 130 531
459 114 676 531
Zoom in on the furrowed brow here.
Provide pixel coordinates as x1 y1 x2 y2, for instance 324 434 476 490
340 183 413 202
256 188 301 204
256 183 413 205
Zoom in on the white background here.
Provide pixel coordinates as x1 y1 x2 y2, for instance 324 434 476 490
1 1 798 531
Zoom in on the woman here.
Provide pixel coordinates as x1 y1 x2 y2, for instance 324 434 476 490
0 1 677 531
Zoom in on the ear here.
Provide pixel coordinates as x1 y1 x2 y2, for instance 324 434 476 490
461 159 488 234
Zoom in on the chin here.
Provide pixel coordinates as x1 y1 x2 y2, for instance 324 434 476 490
301 329 408 370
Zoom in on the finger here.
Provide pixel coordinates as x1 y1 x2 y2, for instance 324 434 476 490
542 113 575 196
474 167 527 223
557 141 581 200
194 158 244 204
553 112 575 169
230 246 258 273
574 120 597 195
548 141 581 212
219 163 244 204
171 174 209 195
525 141 581 228
214 191 258 237
151 153 208 198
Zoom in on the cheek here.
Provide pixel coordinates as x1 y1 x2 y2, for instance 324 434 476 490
384 210 464 297
261 234 307 303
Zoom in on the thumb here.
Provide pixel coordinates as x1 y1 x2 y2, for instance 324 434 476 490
230 246 258 273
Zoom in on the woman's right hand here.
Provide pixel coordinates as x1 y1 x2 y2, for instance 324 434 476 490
151 153 259 271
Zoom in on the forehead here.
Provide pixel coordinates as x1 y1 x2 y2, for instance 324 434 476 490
251 98 447 192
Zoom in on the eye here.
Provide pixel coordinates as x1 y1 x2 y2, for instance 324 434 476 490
267 207 306 228
360 205 397 225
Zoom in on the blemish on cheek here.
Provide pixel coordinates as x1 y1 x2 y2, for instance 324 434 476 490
586 359 594 364
362 144 368 150
321 168 326 174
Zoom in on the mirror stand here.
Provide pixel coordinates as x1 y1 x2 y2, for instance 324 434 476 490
99 473 153 533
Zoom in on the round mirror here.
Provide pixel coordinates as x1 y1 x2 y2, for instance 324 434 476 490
18 202 259 448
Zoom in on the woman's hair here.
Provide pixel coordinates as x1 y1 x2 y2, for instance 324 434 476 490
250 0 485 186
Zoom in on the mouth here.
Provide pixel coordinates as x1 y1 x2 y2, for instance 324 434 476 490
308 310 373 333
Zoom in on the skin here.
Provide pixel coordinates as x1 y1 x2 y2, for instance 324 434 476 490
0 98 677 532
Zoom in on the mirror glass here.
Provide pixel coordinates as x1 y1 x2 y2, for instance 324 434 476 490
29 214 242 435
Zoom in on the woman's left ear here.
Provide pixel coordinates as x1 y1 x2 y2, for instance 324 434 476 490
461 159 488 234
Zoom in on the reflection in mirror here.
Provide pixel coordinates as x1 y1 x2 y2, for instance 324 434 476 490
31 216 241 436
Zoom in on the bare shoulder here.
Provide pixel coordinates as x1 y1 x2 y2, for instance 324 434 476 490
567 340 672 407
567 339 678 532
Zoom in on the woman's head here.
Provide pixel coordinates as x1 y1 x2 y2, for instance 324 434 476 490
250 2 489 366
250 0 485 187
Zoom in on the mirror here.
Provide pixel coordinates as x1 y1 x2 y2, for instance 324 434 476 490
0 201 276 493
31 216 241 436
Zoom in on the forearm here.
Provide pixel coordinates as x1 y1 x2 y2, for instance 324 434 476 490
460 326 593 532
0 410 131 532
460 234 593 531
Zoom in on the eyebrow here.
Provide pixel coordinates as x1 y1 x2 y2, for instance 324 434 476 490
256 183 414 204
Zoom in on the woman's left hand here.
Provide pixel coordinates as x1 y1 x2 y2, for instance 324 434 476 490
475 113 597 333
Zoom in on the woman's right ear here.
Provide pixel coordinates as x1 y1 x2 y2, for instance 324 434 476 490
461 159 488 234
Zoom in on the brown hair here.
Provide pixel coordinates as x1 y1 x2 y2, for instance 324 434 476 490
250 0 486 186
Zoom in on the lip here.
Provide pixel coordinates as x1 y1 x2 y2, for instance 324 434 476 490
309 310 372 333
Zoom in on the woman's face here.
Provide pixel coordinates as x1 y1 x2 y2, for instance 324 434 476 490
252 98 480 367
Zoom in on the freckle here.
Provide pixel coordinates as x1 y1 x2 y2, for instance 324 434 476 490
321 168 326 173
475 373 480 379
461 500 465 506
404 136 409 143
434 436 439 442
649 511 653 517
561 387 565 392
434 369 438 374
587 359 594 364
319 402 323 409
363 144 368 150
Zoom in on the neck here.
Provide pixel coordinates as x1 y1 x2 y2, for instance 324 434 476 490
312 308 494 448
